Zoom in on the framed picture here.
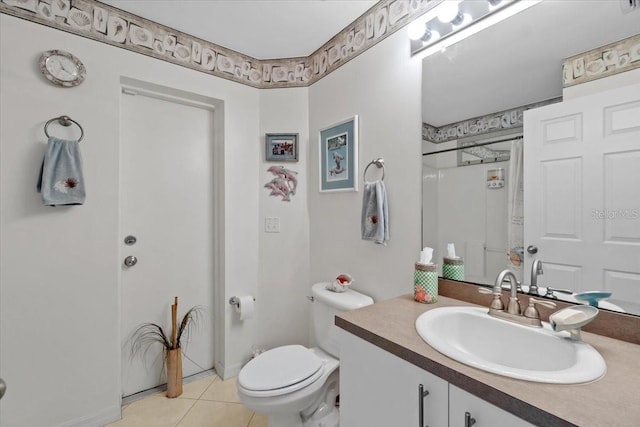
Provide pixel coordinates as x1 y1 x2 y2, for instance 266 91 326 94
319 115 358 192
265 133 298 162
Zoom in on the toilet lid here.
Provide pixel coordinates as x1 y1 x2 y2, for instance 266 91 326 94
238 345 323 392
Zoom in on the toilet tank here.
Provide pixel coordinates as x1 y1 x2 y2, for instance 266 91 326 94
311 282 374 358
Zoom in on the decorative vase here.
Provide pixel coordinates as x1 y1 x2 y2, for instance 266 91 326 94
166 348 183 398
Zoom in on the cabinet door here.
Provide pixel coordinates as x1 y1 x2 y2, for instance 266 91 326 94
338 329 448 427
449 385 534 427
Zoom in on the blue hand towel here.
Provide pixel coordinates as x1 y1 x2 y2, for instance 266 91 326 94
37 137 86 206
361 180 389 245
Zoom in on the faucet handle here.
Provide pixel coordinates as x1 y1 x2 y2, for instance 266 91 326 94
479 287 504 311
544 287 573 299
523 297 557 320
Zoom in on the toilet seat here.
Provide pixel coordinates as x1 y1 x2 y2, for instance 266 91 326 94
238 345 324 398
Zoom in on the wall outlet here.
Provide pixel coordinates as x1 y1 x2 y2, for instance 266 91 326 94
265 217 280 233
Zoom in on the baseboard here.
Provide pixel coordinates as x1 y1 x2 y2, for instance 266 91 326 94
122 369 217 405
54 404 121 427
215 360 243 380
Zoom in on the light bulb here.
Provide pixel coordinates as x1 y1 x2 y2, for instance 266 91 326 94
452 12 472 27
437 1 460 23
422 29 440 43
408 20 427 40
488 0 502 10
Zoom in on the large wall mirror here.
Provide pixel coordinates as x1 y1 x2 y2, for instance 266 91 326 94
421 1 640 315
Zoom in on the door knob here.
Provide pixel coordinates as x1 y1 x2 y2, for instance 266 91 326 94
527 245 538 254
124 256 138 267
0 378 6 400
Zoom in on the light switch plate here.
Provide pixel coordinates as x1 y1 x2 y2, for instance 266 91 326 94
265 217 280 233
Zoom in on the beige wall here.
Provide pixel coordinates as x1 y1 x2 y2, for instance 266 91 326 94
0 14 264 426
258 87 312 350
0 11 423 427
308 29 423 303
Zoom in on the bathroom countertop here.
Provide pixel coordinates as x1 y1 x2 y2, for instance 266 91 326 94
336 295 640 427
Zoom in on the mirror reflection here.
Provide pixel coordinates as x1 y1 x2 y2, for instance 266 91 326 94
421 1 640 315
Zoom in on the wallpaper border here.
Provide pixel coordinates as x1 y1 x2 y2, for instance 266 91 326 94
0 0 442 89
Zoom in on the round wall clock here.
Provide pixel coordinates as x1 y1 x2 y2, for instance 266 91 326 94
39 50 86 87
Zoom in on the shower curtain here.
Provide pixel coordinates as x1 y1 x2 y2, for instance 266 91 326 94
507 139 524 281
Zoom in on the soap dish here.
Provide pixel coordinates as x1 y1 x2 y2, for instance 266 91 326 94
549 305 599 341
574 291 612 307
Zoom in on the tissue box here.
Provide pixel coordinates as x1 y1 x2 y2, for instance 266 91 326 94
443 257 464 281
326 273 354 293
414 263 438 304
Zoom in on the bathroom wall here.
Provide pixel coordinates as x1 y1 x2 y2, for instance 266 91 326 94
1 9 419 427
308 29 423 302
0 14 263 427
257 88 312 350
563 68 640 100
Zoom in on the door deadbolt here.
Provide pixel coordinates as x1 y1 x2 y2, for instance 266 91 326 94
124 235 137 245
124 256 138 267
527 245 538 254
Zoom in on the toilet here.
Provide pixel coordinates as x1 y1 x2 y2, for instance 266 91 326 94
237 282 374 427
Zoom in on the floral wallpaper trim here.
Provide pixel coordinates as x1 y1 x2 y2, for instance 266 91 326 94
563 33 640 88
422 98 561 144
0 0 443 89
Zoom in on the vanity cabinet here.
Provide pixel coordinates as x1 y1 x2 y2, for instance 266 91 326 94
449 385 533 427
339 330 533 427
338 329 449 427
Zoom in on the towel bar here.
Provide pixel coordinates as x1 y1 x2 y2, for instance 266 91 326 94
44 115 84 142
363 158 385 181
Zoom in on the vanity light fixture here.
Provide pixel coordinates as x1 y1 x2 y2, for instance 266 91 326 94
408 23 441 43
409 0 541 58
408 22 428 40
422 30 440 43
437 1 461 23
451 12 472 27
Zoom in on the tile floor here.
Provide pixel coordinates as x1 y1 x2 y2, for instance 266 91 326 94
107 374 267 427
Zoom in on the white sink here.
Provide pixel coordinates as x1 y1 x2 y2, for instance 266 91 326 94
415 306 606 384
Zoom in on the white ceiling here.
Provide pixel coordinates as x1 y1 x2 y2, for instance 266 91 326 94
100 0 377 59
422 0 640 127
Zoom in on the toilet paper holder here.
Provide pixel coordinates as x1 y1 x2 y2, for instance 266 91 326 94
229 296 256 307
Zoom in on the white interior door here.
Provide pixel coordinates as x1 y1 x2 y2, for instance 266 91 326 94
524 83 640 311
120 87 216 397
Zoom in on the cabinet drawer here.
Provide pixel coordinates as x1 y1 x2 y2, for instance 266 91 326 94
449 385 534 427
339 329 448 427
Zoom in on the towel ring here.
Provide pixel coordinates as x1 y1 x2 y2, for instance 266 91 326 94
44 115 84 142
363 158 385 181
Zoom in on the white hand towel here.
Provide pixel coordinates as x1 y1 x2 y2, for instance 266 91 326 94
361 180 389 245
37 137 86 206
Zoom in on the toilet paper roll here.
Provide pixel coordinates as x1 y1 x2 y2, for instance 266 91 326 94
235 296 255 320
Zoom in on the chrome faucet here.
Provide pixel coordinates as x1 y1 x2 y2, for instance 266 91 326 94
530 259 543 296
479 269 556 327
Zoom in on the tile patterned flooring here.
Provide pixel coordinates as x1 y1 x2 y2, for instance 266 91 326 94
107 374 267 427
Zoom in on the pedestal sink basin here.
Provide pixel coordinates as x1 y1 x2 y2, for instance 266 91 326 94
415 306 606 384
